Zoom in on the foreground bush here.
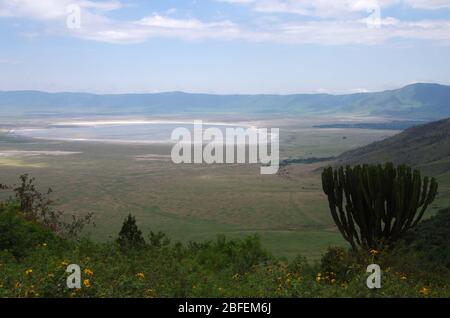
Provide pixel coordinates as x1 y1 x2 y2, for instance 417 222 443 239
387 207 450 273
0 174 93 238
0 203 60 259
0 203 448 298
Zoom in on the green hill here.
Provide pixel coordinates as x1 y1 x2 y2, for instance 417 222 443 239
336 118 450 175
1 83 450 120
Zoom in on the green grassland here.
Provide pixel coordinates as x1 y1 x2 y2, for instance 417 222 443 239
2 124 447 260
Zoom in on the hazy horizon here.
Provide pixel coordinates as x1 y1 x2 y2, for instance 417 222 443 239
1 81 449 96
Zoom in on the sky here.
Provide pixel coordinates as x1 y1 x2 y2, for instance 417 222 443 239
0 0 450 94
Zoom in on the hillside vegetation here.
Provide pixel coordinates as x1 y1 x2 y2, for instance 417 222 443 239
337 118 450 175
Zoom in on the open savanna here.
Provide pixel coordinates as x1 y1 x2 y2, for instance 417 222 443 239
3 123 446 260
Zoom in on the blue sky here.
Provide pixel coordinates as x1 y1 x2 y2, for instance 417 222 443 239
1 0 450 94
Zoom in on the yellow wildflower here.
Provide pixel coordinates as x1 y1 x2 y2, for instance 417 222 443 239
316 272 322 283
135 272 145 280
145 289 156 298
42 243 48 247
25 290 39 297
419 287 429 296
84 268 94 276
83 279 91 288
369 249 379 256
25 269 33 275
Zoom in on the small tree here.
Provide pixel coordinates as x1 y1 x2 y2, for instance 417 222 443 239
0 174 94 238
117 214 145 248
321 163 438 251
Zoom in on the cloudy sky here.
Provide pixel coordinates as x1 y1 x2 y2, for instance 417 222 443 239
1 0 450 94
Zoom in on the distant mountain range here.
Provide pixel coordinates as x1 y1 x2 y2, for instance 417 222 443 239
1 83 449 120
337 117 450 175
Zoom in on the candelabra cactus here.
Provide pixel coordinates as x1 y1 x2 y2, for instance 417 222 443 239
321 163 438 250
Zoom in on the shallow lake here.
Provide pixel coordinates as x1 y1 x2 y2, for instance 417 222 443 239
12 120 262 144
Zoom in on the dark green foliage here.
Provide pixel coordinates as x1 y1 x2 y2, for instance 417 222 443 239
0 174 94 237
148 231 171 248
390 207 450 271
188 235 269 274
320 247 359 282
117 214 146 248
322 163 438 250
318 208 450 286
288 255 310 274
0 204 58 258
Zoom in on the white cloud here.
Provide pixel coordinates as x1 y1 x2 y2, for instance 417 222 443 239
220 0 450 15
68 14 243 44
80 0 122 11
0 0 450 45
218 0 255 3
0 0 121 20
404 0 450 9
265 17 450 45
137 15 235 30
219 0 398 18
0 0 69 20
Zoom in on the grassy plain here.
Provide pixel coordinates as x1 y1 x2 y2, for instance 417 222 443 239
2 119 446 260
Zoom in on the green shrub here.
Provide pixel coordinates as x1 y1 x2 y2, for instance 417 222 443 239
0 175 94 238
0 203 58 258
148 231 171 248
192 235 270 274
288 255 310 275
320 247 362 283
386 207 450 273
